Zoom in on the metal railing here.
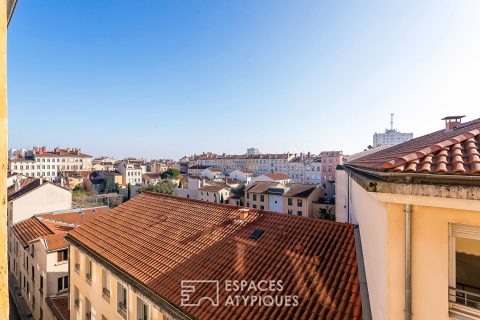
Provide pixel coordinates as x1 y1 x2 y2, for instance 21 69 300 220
449 287 480 317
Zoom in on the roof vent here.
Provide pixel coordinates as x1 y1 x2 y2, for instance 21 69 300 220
249 229 264 240
238 208 249 221
442 115 465 130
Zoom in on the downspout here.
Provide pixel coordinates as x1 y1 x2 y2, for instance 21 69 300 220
404 204 412 320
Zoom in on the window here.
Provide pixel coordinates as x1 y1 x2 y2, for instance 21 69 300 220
253 194 257 201
288 198 292 206
57 276 68 292
85 298 92 320
86 258 93 283
246 193 249 199
31 266 34 281
117 282 128 318
39 275 44 295
287 209 292 214
73 287 79 309
74 249 81 272
253 204 257 209
260 195 264 202
102 268 110 299
260 205 264 210
297 211 302 216
137 297 150 320
449 224 480 316
297 199 303 207
57 249 68 262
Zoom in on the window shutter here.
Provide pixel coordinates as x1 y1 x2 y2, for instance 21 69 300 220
451 224 480 240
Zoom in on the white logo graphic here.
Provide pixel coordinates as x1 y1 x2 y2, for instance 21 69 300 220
181 280 220 307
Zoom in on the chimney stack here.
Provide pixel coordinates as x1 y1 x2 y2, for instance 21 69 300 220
238 208 249 221
442 116 465 130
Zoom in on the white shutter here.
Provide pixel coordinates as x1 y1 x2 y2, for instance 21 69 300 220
451 223 480 240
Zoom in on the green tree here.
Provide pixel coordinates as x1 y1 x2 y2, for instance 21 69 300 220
127 183 131 200
104 176 111 193
160 168 180 180
139 180 176 195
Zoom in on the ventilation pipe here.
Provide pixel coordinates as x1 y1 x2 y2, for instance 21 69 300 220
404 204 412 320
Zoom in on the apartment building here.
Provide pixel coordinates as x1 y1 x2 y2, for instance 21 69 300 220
116 161 142 186
318 151 343 199
250 172 292 185
66 192 367 320
198 185 230 203
200 167 223 180
187 165 209 176
92 157 115 171
7 178 72 228
9 207 108 320
229 169 253 183
245 182 323 217
336 117 480 319
8 146 93 181
245 153 293 174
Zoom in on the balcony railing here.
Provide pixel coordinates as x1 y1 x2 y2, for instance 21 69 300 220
449 287 480 318
86 273 92 282
74 263 80 272
85 311 92 320
74 299 79 309
102 287 110 299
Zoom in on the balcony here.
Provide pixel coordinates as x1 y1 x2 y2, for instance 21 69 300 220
74 299 79 309
118 302 127 319
86 273 92 283
102 287 110 299
85 311 92 320
74 263 80 272
449 287 480 319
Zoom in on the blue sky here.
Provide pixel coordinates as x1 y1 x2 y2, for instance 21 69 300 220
7 0 480 159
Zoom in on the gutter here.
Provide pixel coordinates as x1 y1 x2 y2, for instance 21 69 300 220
404 204 412 320
344 165 480 186
354 226 372 320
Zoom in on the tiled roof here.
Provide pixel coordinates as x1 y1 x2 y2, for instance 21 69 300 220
11 217 52 247
238 169 253 174
247 153 290 159
264 173 292 180
11 207 107 250
43 233 68 251
67 193 362 320
8 178 41 202
38 207 107 226
246 182 320 198
46 296 69 320
206 168 221 172
284 184 319 198
245 181 282 194
143 173 161 179
188 165 210 170
348 118 480 175
198 185 227 192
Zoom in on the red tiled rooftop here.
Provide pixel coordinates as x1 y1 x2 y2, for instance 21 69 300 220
67 193 362 320
46 296 69 320
198 185 227 192
264 173 292 180
348 118 480 175
12 217 52 247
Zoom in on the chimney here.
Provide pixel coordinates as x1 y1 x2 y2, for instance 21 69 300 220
442 116 465 130
41 146 46 153
238 208 249 221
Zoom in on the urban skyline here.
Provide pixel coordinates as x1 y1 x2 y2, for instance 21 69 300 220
7 1 480 159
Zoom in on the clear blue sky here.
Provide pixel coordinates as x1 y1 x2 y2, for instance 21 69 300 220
7 0 480 160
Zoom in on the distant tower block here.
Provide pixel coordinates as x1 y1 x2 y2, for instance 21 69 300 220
372 114 413 147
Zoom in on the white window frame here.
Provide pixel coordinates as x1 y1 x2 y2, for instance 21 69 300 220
449 223 480 318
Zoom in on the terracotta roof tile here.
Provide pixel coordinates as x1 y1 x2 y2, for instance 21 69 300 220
8 178 41 201
11 217 53 247
198 185 227 192
348 118 480 175
67 193 362 320
264 173 292 180
46 296 69 320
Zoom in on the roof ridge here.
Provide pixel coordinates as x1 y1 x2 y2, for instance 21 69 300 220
383 128 480 169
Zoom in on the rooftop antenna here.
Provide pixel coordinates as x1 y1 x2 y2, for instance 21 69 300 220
390 113 394 130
